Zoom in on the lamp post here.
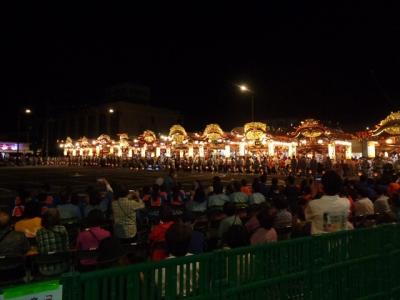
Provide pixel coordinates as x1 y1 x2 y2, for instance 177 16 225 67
17 108 32 165
239 84 255 122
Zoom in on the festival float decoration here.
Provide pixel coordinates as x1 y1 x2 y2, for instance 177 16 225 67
369 111 400 158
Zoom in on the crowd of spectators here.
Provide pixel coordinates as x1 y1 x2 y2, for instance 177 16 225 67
1 168 400 285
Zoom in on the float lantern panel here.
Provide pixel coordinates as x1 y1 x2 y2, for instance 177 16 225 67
63 149 68 156
328 143 335 159
166 147 171 157
117 147 122 157
88 148 93 157
188 146 194 157
199 145 205 158
128 149 133 158
268 143 274 156
141 147 146 158
72 149 76 156
96 146 100 156
345 145 352 159
367 141 376 158
224 145 231 158
179 150 184 158
110 147 114 155
156 147 161 157
239 142 246 156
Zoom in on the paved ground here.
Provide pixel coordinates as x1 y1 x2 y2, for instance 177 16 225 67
0 166 267 207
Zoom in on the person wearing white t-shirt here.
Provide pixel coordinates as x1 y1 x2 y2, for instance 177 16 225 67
305 171 350 235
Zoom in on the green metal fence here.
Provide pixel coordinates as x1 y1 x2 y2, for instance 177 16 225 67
61 224 400 300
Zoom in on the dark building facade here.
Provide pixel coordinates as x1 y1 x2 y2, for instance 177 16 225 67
52 101 182 141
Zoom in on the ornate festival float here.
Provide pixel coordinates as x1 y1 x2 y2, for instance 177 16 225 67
290 119 353 161
369 111 400 159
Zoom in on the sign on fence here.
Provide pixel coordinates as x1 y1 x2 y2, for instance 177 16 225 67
0 280 62 300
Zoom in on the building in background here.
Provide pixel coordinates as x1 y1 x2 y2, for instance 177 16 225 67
52 101 182 140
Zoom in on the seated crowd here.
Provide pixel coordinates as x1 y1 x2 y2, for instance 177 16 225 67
1 170 400 285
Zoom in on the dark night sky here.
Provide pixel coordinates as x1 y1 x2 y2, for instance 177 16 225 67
2 3 400 133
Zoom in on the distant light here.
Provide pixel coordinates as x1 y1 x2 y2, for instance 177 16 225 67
317 139 323 144
386 138 393 144
108 108 115 114
239 84 249 92
366 126 370 130
24 108 32 114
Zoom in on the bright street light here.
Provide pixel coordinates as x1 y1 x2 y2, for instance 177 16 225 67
239 84 249 92
108 108 115 114
238 84 255 122
24 108 32 114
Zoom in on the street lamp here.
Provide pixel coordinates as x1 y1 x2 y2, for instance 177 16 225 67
108 108 115 114
17 108 33 165
238 84 255 122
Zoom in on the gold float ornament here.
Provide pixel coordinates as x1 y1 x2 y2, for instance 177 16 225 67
373 111 400 136
97 134 112 144
118 133 130 148
64 137 73 148
203 124 224 141
244 122 267 141
294 119 326 138
78 136 89 147
169 124 187 143
143 130 157 144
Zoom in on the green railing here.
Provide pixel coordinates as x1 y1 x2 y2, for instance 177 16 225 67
61 224 400 300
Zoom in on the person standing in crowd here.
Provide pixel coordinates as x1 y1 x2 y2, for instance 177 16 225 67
76 209 111 266
218 202 242 239
283 176 300 215
57 190 82 221
36 208 69 276
273 195 293 230
229 181 249 208
0 209 30 256
149 206 174 261
354 188 374 216
0 209 30 283
305 170 350 234
374 186 391 215
249 178 266 205
208 179 229 210
186 181 207 214
259 173 269 197
250 207 277 245
112 184 144 242
240 179 252 195
15 200 42 238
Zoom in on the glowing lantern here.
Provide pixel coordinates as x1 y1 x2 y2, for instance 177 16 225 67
128 149 133 158
117 147 122 157
156 147 160 157
63 149 68 156
328 143 335 159
88 148 93 157
239 142 246 156
199 145 204 158
96 146 100 156
72 149 76 156
188 145 194 157
179 150 184 158
367 141 377 158
224 145 231 158
166 147 171 157
268 142 274 156
141 147 146 158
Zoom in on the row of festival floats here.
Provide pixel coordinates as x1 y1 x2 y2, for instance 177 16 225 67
58 119 355 165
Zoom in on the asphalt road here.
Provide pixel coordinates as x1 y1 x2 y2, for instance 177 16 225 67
0 166 267 207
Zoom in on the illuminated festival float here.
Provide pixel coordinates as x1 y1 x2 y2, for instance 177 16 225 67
290 119 354 161
369 111 400 159
58 120 357 160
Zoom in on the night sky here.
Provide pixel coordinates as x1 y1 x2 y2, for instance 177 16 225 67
2 4 399 134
